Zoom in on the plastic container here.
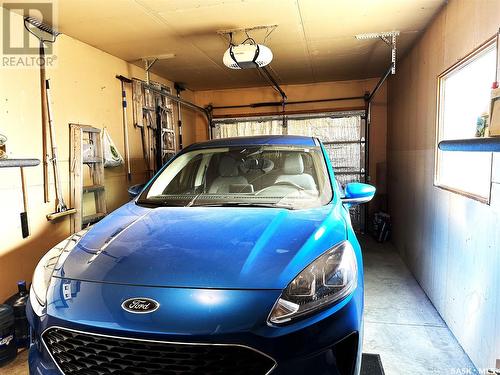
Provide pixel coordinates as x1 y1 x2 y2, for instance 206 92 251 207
0 304 16 366
4 281 29 348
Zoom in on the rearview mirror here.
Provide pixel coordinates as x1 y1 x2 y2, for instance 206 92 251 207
128 184 145 199
341 182 375 205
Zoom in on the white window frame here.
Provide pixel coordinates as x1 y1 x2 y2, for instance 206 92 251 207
435 37 498 203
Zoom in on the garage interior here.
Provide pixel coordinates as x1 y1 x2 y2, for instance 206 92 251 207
1 0 499 374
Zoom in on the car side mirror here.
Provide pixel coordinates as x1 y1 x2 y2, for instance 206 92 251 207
341 182 375 205
128 184 145 199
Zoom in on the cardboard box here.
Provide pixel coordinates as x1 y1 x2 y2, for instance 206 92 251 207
490 87 500 136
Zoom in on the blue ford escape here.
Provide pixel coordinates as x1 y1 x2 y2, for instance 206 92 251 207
28 135 375 375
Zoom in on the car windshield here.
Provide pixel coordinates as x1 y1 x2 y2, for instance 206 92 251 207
138 145 333 210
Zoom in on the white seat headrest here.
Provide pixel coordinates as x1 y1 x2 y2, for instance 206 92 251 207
283 154 304 175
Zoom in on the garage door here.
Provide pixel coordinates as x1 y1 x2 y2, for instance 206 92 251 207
212 111 367 230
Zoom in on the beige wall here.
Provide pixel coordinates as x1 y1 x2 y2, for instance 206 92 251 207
387 0 500 370
0 10 196 302
194 78 387 203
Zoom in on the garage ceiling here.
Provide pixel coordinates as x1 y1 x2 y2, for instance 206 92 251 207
36 0 445 90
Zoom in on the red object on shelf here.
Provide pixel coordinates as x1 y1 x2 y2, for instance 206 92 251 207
492 81 499 89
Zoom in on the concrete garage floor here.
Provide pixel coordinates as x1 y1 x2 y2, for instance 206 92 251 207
3 349 28 375
3 236 477 375
361 235 477 375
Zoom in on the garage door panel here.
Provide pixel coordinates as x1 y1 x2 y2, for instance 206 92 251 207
213 111 367 230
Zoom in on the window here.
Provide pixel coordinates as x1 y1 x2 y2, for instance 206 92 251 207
435 41 497 202
140 145 333 210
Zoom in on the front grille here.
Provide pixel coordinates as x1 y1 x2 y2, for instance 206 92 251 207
43 327 275 375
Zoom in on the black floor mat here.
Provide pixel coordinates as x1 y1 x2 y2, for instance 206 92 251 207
361 353 385 375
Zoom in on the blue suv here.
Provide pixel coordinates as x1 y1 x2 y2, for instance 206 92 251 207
28 135 375 375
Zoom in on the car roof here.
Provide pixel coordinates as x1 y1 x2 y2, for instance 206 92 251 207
186 135 318 149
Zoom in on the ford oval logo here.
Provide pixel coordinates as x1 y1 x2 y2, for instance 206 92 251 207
121 298 160 314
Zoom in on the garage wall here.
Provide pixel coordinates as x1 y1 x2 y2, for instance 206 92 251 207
0 9 196 302
387 0 500 371
193 78 387 206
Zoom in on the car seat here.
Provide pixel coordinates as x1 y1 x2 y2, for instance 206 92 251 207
209 156 248 193
275 154 316 190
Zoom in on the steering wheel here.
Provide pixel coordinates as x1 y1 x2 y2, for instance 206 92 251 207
256 180 305 195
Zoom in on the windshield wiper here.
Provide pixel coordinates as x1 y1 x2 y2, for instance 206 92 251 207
137 200 186 208
192 201 294 210
140 195 194 208
186 193 202 207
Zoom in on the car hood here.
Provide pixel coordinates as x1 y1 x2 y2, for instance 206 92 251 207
57 202 347 290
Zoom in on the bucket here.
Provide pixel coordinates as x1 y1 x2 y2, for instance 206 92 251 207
0 304 16 366
4 281 30 348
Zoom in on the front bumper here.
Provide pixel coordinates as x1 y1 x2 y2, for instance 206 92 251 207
28 278 363 375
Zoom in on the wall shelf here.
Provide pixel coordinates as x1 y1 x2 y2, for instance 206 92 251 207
438 137 500 152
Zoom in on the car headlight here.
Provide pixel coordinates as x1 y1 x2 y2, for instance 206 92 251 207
268 241 358 325
30 228 89 315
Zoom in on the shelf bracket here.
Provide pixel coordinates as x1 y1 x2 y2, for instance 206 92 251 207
355 31 399 75
143 58 158 84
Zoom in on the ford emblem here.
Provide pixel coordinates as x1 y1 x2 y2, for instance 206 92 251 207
121 298 160 314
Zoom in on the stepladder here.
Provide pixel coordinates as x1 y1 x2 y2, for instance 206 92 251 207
69 124 107 233
132 79 176 175
156 84 176 166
